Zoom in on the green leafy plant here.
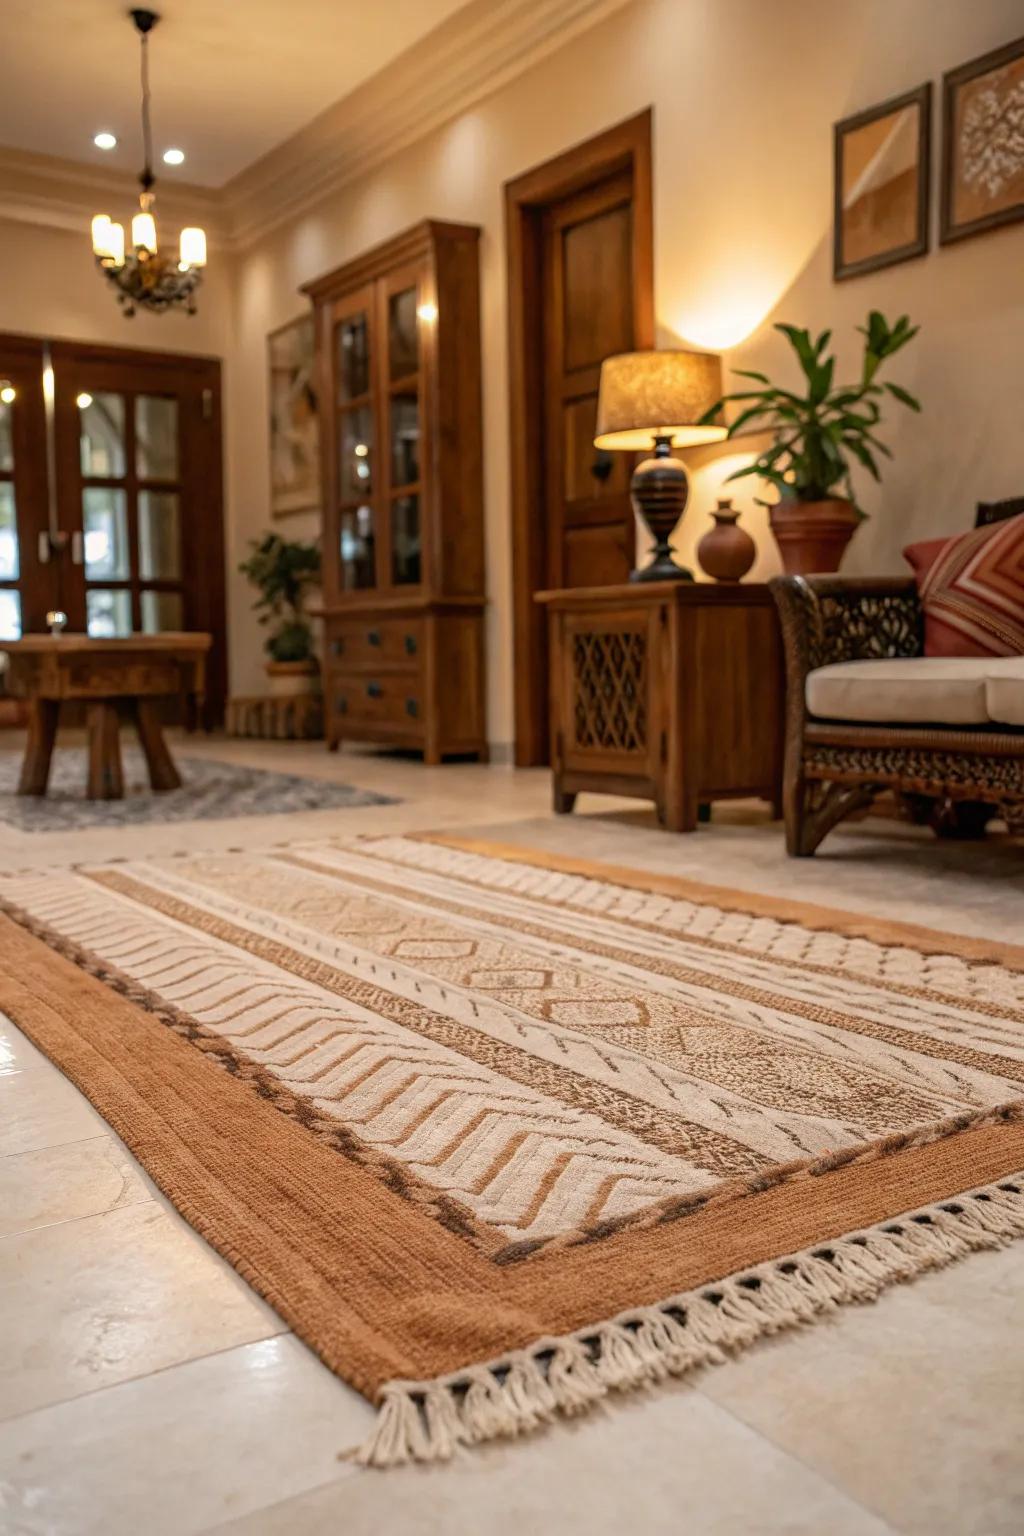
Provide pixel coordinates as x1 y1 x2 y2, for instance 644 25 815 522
238 533 321 663
700 311 921 515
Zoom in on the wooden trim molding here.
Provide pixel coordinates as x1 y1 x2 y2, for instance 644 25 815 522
504 109 654 767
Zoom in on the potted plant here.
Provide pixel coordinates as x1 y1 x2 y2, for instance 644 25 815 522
239 533 321 697
701 311 921 573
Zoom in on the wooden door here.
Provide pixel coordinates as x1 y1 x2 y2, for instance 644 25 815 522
50 343 226 725
506 111 653 765
0 334 54 641
542 171 636 592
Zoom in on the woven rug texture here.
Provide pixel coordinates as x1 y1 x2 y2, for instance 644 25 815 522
0 748 394 830
2 833 1023 1464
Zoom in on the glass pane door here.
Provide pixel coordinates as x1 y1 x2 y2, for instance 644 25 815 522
0 340 52 643
334 296 377 592
383 278 423 586
75 390 185 635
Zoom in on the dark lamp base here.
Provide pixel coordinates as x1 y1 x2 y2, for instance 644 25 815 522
628 434 694 583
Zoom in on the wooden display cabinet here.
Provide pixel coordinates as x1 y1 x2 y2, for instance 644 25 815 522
303 221 487 762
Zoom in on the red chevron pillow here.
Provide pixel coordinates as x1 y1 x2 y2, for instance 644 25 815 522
903 514 1024 657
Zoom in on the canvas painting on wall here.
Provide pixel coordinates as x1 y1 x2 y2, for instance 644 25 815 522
833 85 931 280
941 36 1024 244
268 315 320 519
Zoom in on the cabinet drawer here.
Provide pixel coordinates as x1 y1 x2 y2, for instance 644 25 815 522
330 671 424 731
325 618 423 671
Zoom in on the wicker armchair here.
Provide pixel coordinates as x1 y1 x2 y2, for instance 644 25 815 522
769 573 1024 855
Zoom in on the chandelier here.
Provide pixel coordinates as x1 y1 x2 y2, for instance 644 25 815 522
90 9 206 317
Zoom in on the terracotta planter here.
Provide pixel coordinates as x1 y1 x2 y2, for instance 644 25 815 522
265 659 318 699
696 498 756 583
769 498 860 575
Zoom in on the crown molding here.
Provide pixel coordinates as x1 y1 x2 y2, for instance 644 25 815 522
222 0 634 247
0 0 633 253
0 145 230 245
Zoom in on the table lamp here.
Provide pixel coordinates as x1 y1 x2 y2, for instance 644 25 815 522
594 350 727 581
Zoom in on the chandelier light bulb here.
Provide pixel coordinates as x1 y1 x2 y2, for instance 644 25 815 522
163 147 185 165
132 209 157 253
94 131 118 151
178 226 207 268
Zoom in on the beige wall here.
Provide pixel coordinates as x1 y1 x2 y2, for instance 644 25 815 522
2 0 1022 749
229 0 1024 747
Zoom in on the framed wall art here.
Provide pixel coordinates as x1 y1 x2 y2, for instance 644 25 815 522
833 84 931 280
268 314 320 519
941 35 1024 245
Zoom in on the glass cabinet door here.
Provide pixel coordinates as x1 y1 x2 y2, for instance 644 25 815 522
333 295 377 591
383 278 424 587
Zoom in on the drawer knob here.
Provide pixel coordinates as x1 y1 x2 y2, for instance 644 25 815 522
366 681 382 699
405 697 418 717
404 633 417 656
336 696 348 715
367 629 381 647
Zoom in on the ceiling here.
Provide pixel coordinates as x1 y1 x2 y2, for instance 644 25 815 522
0 0 474 187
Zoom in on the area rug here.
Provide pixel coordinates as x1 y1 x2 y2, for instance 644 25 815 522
2 833 1023 1466
0 748 395 830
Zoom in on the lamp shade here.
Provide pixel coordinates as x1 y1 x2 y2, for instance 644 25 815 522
594 349 727 450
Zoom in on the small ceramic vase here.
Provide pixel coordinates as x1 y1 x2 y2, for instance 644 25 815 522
696 498 756 582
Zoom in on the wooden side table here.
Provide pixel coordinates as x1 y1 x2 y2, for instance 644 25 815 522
1 633 210 800
537 582 783 832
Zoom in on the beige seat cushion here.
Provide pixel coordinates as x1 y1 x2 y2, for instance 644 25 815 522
984 657 1024 726
805 657 993 725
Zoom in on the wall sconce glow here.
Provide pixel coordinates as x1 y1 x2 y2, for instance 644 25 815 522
162 147 185 166
76 392 94 410
0 384 15 405
416 302 438 323
94 131 117 151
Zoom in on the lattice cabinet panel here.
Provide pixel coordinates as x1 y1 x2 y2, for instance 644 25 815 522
571 630 648 754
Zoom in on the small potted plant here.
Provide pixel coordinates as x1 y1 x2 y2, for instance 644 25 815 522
701 311 921 573
239 533 321 697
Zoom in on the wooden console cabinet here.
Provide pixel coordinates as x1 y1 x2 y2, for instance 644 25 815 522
537 582 783 831
303 221 487 762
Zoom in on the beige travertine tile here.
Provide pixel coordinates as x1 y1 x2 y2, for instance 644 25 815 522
0 1059 109 1156
210 1388 895 1536
0 1335 369 1536
0 1135 153 1238
0 1200 285 1419
0 1017 45 1076
698 1247 1024 1536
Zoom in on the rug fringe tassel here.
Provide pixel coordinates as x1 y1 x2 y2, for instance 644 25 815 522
351 1172 1024 1468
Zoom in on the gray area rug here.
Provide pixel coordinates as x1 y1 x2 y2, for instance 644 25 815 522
0 749 396 832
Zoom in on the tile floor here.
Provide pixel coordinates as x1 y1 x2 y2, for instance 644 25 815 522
0 735 1022 1535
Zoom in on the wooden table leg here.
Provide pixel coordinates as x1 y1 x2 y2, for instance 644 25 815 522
17 699 59 796
134 699 182 792
86 702 124 800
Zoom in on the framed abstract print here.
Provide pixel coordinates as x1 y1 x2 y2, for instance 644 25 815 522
941 36 1024 245
268 314 320 520
833 84 931 280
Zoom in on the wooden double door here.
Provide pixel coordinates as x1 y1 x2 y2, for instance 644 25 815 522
0 335 225 724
